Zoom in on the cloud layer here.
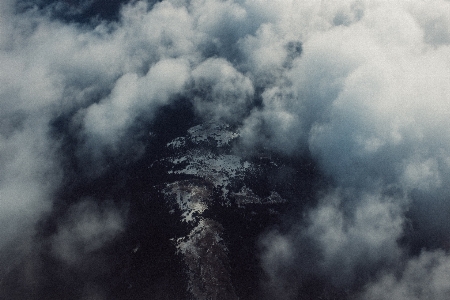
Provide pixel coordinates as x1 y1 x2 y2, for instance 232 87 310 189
1 0 450 299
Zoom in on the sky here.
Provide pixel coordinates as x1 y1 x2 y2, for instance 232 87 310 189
1 0 450 299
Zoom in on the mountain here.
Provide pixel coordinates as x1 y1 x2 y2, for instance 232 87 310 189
160 121 287 299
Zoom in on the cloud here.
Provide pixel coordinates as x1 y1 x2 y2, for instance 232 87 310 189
361 250 450 300
1 0 450 298
190 57 254 123
0 121 60 243
0 1 65 280
0 117 62 289
259 190 406 298
248 1 450 298
305 192 404 286
79 58 191 172
51 199 126 264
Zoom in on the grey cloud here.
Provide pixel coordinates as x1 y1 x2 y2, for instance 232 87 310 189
51 199 126 264
0 118 61 249
191 57 254 123
249 2 450 298
407 1 450 46
78 58 191 172
259 190 406 298
361 250 450 300
304 192 404 287
1 0 450 299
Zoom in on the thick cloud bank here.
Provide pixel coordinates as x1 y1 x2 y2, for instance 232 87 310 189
1 0 450 299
